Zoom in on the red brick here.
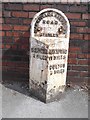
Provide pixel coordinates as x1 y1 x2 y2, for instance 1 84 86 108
2 44 5 49
12 44 17 49
70 33 83 40
23 4 39 11
2 66 29 73
53 4 69 13
40 5 52 10
67 71 79 76
29 12 37 18
71 26 76 33
68 58 77 64
77 54 88 59
2 25 13 30
68 53 77 58
21 45 28 50
3 31 5 36
65 13 81 19
5 45 11 49
2 61 13 66
14 38 20 42
0 25 2 30
78 59 88 65
2 61 28 68
0 61 2 66
80 71 88 77
72 65 88 71
87 54 90 59
69 5 87 13
12 11 28 18
0 31 5 36
88 66 90 71
0 44 2 49
81 47 88 53
69 47 81 53
0 37 1 43
71 21 86 27
3 37 12 43
82 14 90 19
0 11 2 17
84 34 89 40
77 27 88 33
5 3 22 10
13 31 20 37
87 28 90 33
14 25 29 31
5 18 20 24
3 11 11 17
6 31 12 36
2 18 4 24
22 32 30 38
23 19 31 25
67 76 88 85
0 18 2 24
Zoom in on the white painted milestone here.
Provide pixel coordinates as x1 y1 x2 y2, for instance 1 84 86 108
29 8 70 102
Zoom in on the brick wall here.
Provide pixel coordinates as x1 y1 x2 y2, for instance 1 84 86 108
2 2 89 88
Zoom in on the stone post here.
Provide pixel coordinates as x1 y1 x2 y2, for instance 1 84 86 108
29 8 70 103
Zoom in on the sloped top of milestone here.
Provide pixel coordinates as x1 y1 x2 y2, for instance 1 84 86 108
31 8 70 38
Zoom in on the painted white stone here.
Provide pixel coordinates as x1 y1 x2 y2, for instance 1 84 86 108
29 8 70 102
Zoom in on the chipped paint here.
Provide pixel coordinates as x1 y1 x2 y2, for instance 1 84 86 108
29 8 70 102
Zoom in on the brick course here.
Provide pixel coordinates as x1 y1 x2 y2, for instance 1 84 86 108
2 2 89 87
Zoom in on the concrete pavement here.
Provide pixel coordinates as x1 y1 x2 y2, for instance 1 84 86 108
0 81 88 118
